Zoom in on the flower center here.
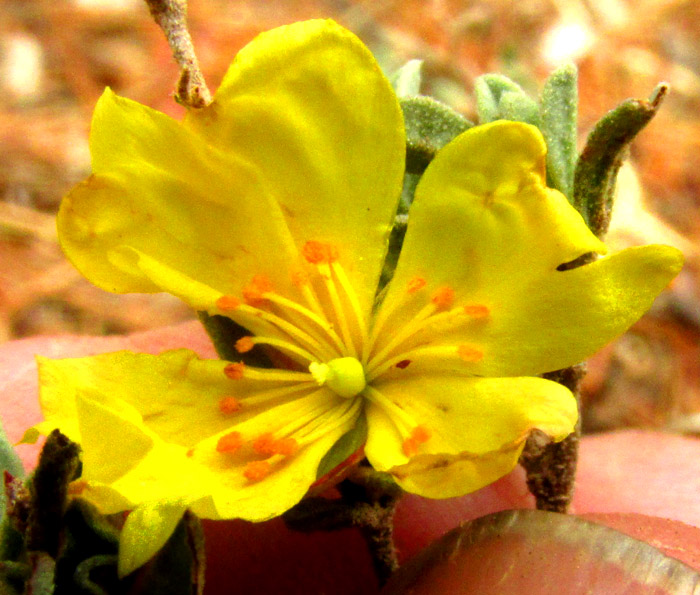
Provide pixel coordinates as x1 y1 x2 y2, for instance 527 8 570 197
309 357 366 398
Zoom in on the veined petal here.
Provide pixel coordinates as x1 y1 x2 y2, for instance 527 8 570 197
364 375 577 498
33 350 312 449
189 389 362 521
374 121 606 347
185 20 405 314
58 89 301 306
385 244 683 379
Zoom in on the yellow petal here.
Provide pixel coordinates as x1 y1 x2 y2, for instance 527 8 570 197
375 121 606 344
185 19 405 313
59 88 300 306
118 501 187 577
386 244 683 379
34 350 307 448
364 375 577 498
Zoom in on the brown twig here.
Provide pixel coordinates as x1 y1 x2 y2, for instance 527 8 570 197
143 0 211 108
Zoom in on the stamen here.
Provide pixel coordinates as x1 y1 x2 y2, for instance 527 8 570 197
224 362 314 383
216 295 242 311
216 431 243 454
464 304 490 318
363 385 417 431
319 262 357 357
235 337 255 353
296 397 362 446
224 362 246 380
407 277 427 294
431 286 455 310
245 335 318 364
218 396 242 414
253 432 276 457
235 304 335 361
331 262 370 361
244 460 271 482
273 437 299 456
243 275 274 306
263 291 345 356
457 345 484 362
302 241 339 264
402 425 432 457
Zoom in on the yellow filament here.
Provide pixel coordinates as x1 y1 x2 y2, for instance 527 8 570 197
297 398 363 447
238 384 318 407
367 301 438 371
363 385 417 432
249 336 319 364
263 291 346 356
238 366 315 383
331 262 370 362
319 263 357 358
236 304 336 361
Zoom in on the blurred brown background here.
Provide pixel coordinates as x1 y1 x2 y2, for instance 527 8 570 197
1 0 698 434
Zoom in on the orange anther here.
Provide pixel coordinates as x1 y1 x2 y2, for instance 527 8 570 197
242 275 273 306
407 277 427 294
464 304 490 318
252 432 276 457
224 362 246 380
291 270 308 287
402 437 419 457
218 396 242 414
216 431 243 454
244 460 271 482
431 286 455 310
186 448 194 458
457 345 484 362
216 295 241 311
272 437 299 457
411 425 432 444
235 336 255 353
302 241 339 264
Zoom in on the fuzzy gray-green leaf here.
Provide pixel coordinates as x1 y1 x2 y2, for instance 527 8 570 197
541 63 578 201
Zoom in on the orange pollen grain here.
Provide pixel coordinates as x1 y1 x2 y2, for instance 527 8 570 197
291 270 309 287
457 345 484 362
464 304 490 318
244 460 271 482
407 277 427 294
272 437 299 457
242 275 273 306
216 431 243 454
252 432 276 457
186 448 194 458
411 425 432 444
218 396 242 414
402 438 419 457
224 362 246 380
235 336 255 353
302 240 339 264
216 295 241 311
431 286 455 310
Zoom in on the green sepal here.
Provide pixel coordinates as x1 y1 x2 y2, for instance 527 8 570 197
475 74 539 126
0 420 24 525
122 511 205 595
573 84 668 237
316 412 367 480
401 96 473 175
196 311 272 367
540 64 578 201
390 59 423 97
26 430 81 558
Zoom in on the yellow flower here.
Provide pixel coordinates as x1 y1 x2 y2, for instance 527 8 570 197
27 20 682 575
